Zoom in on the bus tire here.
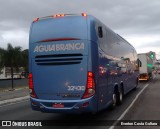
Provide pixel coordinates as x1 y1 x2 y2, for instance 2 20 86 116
110 92 117 109
91 112 97 115
134 78 139 90
117 87 123 105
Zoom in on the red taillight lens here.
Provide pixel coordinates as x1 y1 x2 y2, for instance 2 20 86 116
29 73 33 89
87 72 95 89
28 73 37 98
82 72 95 99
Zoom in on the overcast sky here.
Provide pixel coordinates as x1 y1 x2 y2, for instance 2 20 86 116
0 0 160 58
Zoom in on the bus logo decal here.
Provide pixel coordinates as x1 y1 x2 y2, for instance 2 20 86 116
34 43 84 52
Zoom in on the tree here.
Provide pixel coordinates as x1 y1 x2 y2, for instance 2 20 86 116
21 49 28 73
19 49 28 78
0 47 5 72
0 43 22 89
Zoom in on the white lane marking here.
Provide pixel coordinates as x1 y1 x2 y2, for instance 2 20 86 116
0 95 29 106
0 99 29 108
109 83 149 129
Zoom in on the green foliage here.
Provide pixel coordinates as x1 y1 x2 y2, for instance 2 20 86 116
21 49 28 72
3 44 22 69
0 47 5 70
0 44 28 72
0 43 28 89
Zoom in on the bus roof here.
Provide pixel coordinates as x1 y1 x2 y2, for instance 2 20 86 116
29 13 90 43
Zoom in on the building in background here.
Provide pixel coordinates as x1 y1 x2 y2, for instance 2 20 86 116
0 66 25 79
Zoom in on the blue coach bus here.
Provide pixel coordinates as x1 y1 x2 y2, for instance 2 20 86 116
29 13 140 114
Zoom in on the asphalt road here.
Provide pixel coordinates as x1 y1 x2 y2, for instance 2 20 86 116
0 75 160 129
115 74 160 129
0 78 28 89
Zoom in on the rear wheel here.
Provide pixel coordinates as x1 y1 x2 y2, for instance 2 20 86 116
134 78 139 90
110 92 117 109
117 87 123 105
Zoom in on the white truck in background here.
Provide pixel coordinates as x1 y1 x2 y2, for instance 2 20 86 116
138 53 153 81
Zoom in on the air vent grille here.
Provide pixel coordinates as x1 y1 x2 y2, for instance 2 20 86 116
35 54 83 65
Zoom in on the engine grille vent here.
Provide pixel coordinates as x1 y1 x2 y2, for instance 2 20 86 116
35 54 83 65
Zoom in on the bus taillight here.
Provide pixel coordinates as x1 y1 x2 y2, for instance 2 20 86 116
53 14 65 18
29 73 33 88
82 72 95 99
29 73 37 98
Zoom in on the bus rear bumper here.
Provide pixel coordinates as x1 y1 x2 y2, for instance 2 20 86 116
30 97 97 114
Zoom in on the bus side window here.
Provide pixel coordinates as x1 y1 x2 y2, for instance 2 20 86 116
98 26 103 38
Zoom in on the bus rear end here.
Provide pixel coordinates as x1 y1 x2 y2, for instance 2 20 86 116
29 14 97 113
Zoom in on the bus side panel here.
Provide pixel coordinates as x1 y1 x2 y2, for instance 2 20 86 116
89 40 99 112
86 18 100 112
92 19 139 111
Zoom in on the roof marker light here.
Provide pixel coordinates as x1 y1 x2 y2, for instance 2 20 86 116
54 14 65 18
33 18 39 23
82 13 87 17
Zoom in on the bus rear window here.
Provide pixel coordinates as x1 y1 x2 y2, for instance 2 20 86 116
30 16 88 43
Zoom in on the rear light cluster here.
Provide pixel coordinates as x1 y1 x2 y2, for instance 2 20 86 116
54 14 65 18
33 13 87 23
29 73 37 98
82 72 95 99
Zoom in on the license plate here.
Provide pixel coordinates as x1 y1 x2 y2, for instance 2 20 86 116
53 103 64 108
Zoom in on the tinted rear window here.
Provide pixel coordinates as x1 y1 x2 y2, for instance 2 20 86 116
30 16 88 43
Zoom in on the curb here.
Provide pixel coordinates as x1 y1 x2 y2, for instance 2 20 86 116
0 95 30 106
